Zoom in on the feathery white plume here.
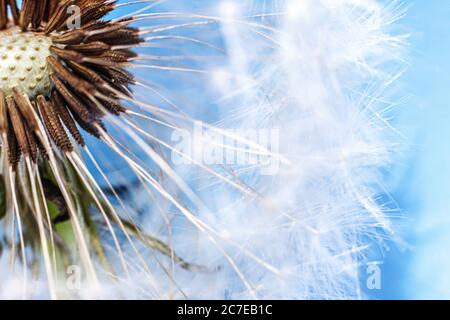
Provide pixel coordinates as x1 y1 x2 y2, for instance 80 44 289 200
151 0 407 299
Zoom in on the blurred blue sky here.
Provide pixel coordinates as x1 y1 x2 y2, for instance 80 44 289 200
379 0 450 299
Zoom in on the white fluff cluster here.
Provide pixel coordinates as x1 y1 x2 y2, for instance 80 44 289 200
154 0 406 299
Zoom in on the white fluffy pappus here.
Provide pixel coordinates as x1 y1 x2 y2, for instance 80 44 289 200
153 0 407 299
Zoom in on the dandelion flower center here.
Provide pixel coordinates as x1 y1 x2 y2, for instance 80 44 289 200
0 30 53 98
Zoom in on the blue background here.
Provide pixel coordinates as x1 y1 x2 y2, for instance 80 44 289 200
378 1 450 299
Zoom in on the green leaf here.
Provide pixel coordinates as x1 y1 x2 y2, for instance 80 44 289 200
55 220 76 251
46 199 76 251
46 200 61 220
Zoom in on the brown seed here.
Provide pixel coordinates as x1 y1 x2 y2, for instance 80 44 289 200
65 60 107 88
67 41 111 56
51 74 94 125
19 0 36 31
6 114 21 169
0 91 7 134
37 95 73 152
8 0 20 24
50 46 85 63
44 0 74 34
51 90 85 146
11 86 40 132
6 95 31 157
47 55 95 96
0 0 7 30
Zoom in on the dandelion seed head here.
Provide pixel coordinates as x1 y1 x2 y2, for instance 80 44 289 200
0 0 405 300
0 30 53 98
